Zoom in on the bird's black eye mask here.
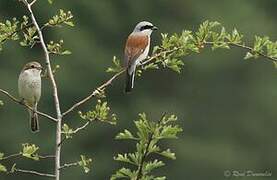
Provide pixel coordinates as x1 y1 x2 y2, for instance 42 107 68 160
140 25 154 31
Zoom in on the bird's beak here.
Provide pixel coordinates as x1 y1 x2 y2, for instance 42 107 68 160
152 26 158 30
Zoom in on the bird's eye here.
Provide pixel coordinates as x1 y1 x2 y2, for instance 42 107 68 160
31 65 35 68
140 25 153 31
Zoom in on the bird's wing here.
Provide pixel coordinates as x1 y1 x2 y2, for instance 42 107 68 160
124 34 149 67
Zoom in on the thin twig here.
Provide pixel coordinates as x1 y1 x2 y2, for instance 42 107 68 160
39 155 56 159
73 121 91 134
62 49 176 117
204 41 277 62
0 153 21 161
58 121 91 147
59 162 79 170
21 1 63 180
15 168 55 178
0 89 57 122
0 153 55 161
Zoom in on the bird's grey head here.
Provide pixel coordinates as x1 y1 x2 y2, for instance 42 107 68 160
22 61 43 73
133 21 158 35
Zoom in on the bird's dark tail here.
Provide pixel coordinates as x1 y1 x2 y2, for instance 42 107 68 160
29 109 39 133
125 71 135 93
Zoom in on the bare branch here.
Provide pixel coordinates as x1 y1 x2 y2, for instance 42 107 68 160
59 162 79 170
72 121 91 134
58 121 91 147
0 153 55 162
21 0 63 179
15 168 55 178
0 153 21 161
62 71 124 117
0 89 57 122
29 0 37 6
62 49 175 117
39 155 56 159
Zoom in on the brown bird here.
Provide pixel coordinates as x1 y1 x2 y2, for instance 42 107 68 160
124 21 158 93
18 61 42 132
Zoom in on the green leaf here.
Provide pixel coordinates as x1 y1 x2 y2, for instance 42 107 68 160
266 40 277 58
166 58 184 73
154 177 166 180
114 153 137 165
0 153 4 159
0 164 7 172
113 113 182 179
78 155 92 173
79 99 117 125
62 123 74 139
111 167 136 180
64 21 74 27
144 160 165 173
48 0 54 4
46 9 74 28
115 129 138 140
244 52 254 60
21 143 39 160
159 125 183 139
61 50 72 55
226 28 243 44
158 149 176 160
253 36 269 54
106 56 123 73
47 40 71 55
142 63 159 71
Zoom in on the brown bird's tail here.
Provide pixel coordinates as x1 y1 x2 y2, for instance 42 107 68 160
29 108 39 133
125 70 135 93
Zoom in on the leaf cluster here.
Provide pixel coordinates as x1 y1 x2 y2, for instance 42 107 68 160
79 99 117 125
109 20 277 77
62 99 117 139
0 144 40 173
111 113 182 180
0 9 74 52
78 155 92 173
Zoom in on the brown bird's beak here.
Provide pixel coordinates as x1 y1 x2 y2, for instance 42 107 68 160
152 26 158 30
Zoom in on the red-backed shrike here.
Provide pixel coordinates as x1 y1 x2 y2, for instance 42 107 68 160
18 61 42 132
124 21 158 93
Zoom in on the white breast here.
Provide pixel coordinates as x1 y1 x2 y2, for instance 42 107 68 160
18 69 41 105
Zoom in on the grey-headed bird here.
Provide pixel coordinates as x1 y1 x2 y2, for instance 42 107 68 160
124 21 158 93
18 61 42 132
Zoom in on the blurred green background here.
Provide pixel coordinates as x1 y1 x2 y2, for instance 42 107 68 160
0 0 276 179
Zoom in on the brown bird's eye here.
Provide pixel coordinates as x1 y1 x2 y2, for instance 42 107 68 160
140 25 153 31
